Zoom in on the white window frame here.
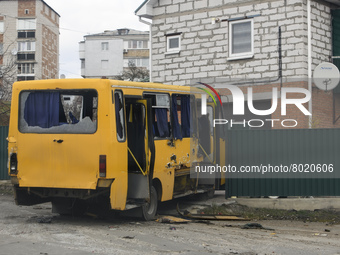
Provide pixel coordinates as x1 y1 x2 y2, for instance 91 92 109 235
0 21 4 33
18 41 36 52
101 42 109 51
124 58 149 68
228 19 254 61
17 63 35 75
127 40 148 49
166 34 181 54
17 19 36 30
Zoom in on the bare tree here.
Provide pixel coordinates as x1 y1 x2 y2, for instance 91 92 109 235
0 37 17 125
115 61 149 82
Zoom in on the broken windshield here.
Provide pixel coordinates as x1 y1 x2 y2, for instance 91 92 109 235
19 89 98 134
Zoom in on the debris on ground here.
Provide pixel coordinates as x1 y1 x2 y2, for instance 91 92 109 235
156 215 191 223
241 223 275 231
194 220 214 225
37 217 52 224
224 223 275 231
199 202 340 224
313 233 328 237
122 236 135 239
169 226 176 230
177 204 248 221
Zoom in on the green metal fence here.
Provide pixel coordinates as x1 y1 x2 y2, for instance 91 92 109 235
0 126 9 180
225 129 340 197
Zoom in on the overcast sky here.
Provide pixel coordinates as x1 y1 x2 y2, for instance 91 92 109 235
44 0 149 78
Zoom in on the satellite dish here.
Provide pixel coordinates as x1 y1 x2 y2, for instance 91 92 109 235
313 62 340 91
11 49 17 56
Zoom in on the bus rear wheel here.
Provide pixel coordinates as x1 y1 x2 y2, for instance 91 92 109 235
142 186 158 221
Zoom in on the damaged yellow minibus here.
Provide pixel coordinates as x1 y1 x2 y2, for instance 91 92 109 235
8 79 225 220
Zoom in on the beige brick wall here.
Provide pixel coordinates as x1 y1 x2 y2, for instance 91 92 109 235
41 24 58 79
124 49 149 58
18 0 36 17
150 0 332 84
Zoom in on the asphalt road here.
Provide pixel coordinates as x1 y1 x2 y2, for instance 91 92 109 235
0 193 340 255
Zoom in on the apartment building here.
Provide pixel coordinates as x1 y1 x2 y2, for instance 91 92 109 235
0 0 59 98
79 28 149 79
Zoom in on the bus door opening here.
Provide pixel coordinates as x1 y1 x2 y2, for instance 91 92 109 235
125 98 151 201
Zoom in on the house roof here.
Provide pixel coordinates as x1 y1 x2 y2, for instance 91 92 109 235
135 0 148 14
135 0 157 19
324 0 340 5
135 0 340 18
41 0 60 17
84 28 149 38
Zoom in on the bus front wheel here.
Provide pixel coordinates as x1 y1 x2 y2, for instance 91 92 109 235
142 186 158 221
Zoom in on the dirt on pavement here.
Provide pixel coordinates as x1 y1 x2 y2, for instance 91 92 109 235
1 192 340 255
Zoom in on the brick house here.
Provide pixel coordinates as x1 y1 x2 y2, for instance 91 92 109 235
0 0 59 99
135 0 340 129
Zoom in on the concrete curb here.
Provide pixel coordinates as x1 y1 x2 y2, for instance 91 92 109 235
195 191 340 211
233 197 340 211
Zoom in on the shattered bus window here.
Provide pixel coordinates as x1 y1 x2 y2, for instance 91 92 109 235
19 89 98 134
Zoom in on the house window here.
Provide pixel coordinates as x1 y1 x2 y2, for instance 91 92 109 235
101 60 108 69
124 58 149 68
166 34 181 54
17 76 34 81
0 43 3 55
17 53 35 60
18 63 34 74
17 19 36 30
18 41 35 52
18 31 35 38
127 40 148 49
101 42 109 51
0 21 4 33
228 19 254 60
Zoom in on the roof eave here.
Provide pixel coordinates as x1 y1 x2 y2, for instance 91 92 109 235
324 0 340 6
135 0 157 19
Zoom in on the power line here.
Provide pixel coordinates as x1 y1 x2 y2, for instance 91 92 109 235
0 12 92 35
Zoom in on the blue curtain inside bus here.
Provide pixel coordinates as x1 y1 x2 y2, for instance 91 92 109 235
155 108 169 137
171 96 182 140
24 92 60 128
115 93 123 139
181 95 191 137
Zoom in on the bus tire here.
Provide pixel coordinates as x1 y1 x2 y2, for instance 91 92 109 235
142 186 158 221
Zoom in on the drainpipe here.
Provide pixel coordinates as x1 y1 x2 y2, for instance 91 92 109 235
139 17 153 82
307 0 312 128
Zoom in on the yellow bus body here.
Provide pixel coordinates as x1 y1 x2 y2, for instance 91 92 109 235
8 79 224 218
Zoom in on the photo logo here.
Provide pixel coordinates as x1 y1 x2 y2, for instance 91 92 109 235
195 83 312 129
196 82 223 115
